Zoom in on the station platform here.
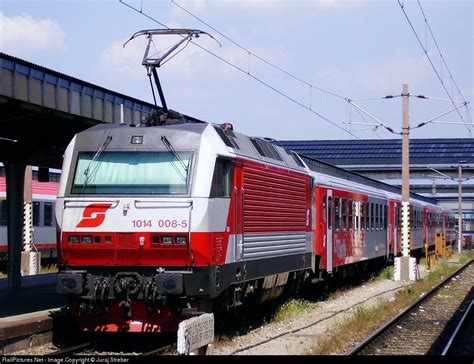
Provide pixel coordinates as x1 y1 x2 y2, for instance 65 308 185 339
0 273 65 318
0 273 66 354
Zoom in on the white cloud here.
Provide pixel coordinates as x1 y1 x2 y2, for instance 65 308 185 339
96 36 147 81
0 12 66 55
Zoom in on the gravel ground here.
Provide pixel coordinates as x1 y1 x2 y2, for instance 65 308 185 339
13 267 433 356
212 277 414 355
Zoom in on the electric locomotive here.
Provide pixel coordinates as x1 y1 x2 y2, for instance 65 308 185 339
56 119 312 332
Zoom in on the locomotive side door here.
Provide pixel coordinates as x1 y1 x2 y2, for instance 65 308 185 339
233 162 244 261
327 190 333 273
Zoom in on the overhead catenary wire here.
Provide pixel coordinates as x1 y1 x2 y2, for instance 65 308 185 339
172 0 472 139
118 0 360 138
416 0 471 118
170 0 348 101
397 0 472 135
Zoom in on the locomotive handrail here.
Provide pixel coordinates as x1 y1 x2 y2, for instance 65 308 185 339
133 200 193 209
63 199 120 208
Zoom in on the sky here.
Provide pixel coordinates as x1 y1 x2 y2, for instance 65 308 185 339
1 0 473 142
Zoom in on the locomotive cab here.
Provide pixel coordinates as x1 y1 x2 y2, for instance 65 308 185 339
56 122 226 331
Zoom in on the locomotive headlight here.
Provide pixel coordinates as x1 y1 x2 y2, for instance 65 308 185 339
81 235 93 244
68 235 79 243
175 236 188 245
161 236 173 244
131 135 143 144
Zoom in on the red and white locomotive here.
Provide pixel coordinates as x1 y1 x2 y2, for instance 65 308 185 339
55 119 454 332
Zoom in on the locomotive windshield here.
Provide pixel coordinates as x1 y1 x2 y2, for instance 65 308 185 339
71 151 193 195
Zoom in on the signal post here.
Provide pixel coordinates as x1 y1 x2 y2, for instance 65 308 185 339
21 165 40 276
395 84 418 281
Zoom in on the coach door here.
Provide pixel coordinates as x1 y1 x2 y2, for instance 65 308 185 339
327 190 333 273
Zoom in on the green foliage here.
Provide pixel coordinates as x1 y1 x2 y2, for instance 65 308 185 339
459 255 468 265
41 264 58 274
272 299 312 323
395 286 416 299
426 261 451 282
377 266 393 280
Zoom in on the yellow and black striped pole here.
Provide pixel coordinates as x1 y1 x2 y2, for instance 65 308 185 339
22 165 33 252
22 200 33 252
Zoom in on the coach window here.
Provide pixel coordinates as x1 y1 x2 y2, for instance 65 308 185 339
0 200 6 226
384 205 388 229
33 202 40 226
334 198 340 230
380 204 383 229
210 158 234 198
348 200 354 230
341 199 347 230
322 196 327 222
354 202 359 230
365 202 369 230
374 204 378 229
327 196 332 229
44 202 53 226
381 205 384 229
381 204 384 229
398 207 402 229
360 202 365 230
370 203 375 230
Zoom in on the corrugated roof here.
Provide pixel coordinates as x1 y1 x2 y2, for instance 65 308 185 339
276 138 474 165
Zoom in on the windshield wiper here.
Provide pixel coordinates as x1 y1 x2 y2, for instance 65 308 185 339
161 135 188 181
82 136 113 191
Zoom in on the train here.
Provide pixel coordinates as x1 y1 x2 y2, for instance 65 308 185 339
55 118 456 333
0 167 59 263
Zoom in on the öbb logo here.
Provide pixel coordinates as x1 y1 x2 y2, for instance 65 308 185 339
76 203 112 228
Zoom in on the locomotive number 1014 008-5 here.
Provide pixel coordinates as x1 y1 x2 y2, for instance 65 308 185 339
131 219 189 229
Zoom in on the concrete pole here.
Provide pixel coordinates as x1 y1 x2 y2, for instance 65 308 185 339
21 165 40 276
401 84 410 258
23 165 33 252
458 164 463 254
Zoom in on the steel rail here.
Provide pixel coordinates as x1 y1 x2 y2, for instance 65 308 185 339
441 298 474 355
142 343 176 355
48 341 95 356
347 259 473 355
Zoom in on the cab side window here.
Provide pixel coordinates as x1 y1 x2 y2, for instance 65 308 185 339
210 158 234 198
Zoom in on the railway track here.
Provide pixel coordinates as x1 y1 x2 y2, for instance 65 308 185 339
348 260 474 355
442 298 474 355
223 283 411 355
49 341 95 356
49 333 177 356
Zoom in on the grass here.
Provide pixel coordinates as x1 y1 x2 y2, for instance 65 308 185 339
308 253 472 355
272 298 313 323
0 263 58 279
373 266 393 281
